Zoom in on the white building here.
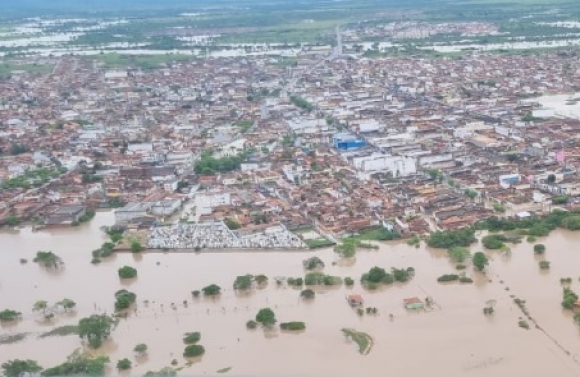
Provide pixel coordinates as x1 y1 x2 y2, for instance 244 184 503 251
351 152 417 176
115 202 153 222
195 192 231 215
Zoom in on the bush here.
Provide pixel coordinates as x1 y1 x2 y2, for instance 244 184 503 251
455 264 467 270
130 241 143 253
437 274 459 282
287 277 304 287
183 345 205 358
482 234 507 249
246 320 257 329
201 284 221 296
534 244 546 254
448 247 471 263
134 344 148 355
255 308 276 326
344 277 354 286
0 309 21 322
279 322 306 331
114 290 137 311
233 275 254 290
302 257 325 270
300 289 315 299
191 290 201 298
562 215 580 230
183 332 201 344
562 288 579 309
526 235 537 243
427 229 476 249
116 359 132 370
539 260 550 270
459 276 474 283
118 266 137 279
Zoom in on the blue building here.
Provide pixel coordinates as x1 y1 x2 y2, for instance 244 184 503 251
333 133 366 150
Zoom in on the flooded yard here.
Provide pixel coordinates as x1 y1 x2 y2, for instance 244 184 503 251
1 211 580 376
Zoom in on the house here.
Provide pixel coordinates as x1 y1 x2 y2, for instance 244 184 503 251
347 294 364 307
115 202 153 223
403 297 424 310
45 204 87 226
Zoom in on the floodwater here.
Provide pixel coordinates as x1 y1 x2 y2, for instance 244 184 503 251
534 93 580 120
2 212 580 376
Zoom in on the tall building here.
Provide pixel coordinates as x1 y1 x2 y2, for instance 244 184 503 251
335 25 343 56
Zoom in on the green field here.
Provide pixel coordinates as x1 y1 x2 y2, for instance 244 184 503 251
0 62 53 78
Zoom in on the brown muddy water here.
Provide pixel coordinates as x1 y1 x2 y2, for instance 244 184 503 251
2 211 580 376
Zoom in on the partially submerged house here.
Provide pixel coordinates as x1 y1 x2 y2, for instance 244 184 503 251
347 294 364 307
403 297 424 310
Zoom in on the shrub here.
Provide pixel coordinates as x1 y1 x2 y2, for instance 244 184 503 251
118 266 137 279
116 359 132 370
482 234 507 249
201 284 221 296
533 244 546 254
300 289 315 299
134 344 148 355
302 257 325 270
0 309 21 322
233 275 254 290
459 276 474 283
114 290 137 311
130 241 142 253
562 215 580 230
539 260 550 270
246 320 257 329
455 264 467 270
183 332 201 345
191 290 201 298
344 277 354 286
279 322 306 331
183 345 205 358
448 247 471 263
437 274 459 282
562 288 579 309
526 235 537 243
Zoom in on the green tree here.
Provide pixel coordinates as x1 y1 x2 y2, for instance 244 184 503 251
255 308 276 327
183 332 201 344
116 359 132 370
302 256 324 270
233 275 254 290
201 284 221 296
534 244 546 254
254 274 268 285
224 217 241 230
33 251 62 268
5 215 20 226
114 290 137 311
42 351 109 376
300 289 315 299
78 314 116 348
118 266 137 279
562 288 579 309
130 241 143 253
134 344 148 356
1 359 42 377
472 252 489 271
448 247 471 263
0 309 21 322
183 345 205 358
57 299 76 311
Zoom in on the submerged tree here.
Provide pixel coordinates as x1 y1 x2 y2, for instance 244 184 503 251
1 359 42 377
78 314 116 348
33 251 62 268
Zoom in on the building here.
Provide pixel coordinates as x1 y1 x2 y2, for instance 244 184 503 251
45 205 87 226
333 133 366 150
115 202 153 223
347 294 364 307
403 297 424 310
351 152 417 176
195 191 231 215
150 199 182 216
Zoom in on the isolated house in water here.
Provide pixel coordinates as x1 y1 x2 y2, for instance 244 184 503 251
347 294 364 307
403 297 424 310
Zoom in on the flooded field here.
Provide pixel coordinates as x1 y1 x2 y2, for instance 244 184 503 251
2 211 580 376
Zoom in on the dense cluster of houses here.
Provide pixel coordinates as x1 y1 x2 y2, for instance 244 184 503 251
1 48 580 238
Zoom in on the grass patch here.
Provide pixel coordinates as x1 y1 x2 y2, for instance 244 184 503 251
0 63 53 78
38 325 79 338
87 53 196 70
351 226 400 242
0 333 27 345
304 237 335 249
341 328 373 355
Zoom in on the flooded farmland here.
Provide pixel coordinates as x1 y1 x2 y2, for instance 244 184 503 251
2 211 580 376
